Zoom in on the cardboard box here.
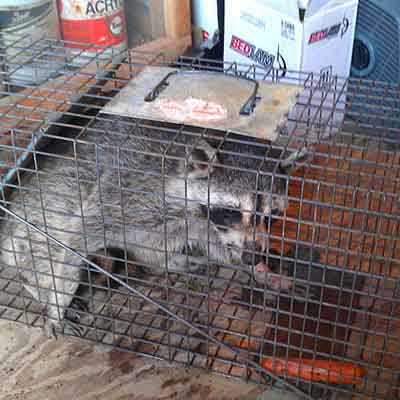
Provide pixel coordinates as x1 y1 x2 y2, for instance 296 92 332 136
224 0 359 141
224 0 358 77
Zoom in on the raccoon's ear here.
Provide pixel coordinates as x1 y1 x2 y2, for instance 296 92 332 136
279 147 310 175
185 140 218 179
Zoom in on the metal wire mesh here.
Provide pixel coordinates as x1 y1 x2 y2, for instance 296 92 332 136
0 35 399 400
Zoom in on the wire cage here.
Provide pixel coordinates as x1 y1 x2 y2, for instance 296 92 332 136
0 35 399 400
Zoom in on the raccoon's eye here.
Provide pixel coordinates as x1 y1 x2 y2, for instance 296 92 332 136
200 205 242 230
257 209 283 226
248 207 278 222
271 208 283 217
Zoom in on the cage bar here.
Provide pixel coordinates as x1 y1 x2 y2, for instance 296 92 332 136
0 35 399 400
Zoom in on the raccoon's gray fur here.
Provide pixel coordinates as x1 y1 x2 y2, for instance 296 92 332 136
0 114 307 337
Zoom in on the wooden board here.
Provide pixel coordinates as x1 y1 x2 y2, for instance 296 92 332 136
124 0 190 45
164 0 191 40
103 65 300 141
149 0 167 39
0 320 262 400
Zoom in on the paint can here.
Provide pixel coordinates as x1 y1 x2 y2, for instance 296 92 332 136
0 0 61 86
58 0 127 66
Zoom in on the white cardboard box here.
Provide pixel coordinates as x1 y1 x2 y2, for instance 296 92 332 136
224 0 358 77
224 0 359 141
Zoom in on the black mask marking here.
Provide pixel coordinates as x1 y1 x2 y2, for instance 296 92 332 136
200 205 242 230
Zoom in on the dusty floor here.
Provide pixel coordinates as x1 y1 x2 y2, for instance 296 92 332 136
0 320 264 400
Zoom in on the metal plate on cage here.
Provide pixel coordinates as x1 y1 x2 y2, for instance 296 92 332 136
103 66 301 141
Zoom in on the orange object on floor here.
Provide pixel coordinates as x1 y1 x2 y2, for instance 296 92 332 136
261 357 365 385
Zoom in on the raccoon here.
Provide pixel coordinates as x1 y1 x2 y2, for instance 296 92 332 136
0 114 307 337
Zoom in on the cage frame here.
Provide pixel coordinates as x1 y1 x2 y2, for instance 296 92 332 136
0 35 399 400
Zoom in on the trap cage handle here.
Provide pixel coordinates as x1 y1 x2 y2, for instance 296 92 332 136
0 202 314 400
144 69 261 116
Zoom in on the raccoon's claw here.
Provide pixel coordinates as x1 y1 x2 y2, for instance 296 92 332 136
43 303 86 340
72 297 89 313
62 319 85 338
63 305 86 337
253 261 294 292
43 317 84 339
64 308 83 324
65 298 89 322
43 319 59 340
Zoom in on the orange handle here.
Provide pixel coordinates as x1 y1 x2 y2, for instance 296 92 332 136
261 357 365 385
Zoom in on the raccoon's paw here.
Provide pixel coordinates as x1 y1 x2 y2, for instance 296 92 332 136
43 305 86 340
43 319 59 340
187 256 209 274
62 318 85 338
253 261 293 291
43 317 85 340
65 298 89 322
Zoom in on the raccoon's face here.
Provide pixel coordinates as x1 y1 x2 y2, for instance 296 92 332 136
168 134 308 265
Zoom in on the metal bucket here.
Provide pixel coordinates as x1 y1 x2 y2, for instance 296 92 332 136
58 0 127 66
0 0 62 86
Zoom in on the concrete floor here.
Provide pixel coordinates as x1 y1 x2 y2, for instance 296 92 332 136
0 320 264 400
